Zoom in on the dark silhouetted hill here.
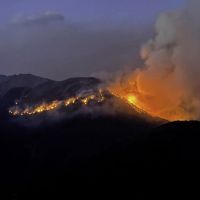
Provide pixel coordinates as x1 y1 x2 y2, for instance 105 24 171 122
0 74 50 96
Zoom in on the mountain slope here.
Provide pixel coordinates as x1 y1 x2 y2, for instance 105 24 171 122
0 74 166 127
18 77 102 104
0 74 50 96
0 74 7 84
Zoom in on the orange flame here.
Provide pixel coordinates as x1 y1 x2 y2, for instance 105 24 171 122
108 69 196 121
9 90 105 116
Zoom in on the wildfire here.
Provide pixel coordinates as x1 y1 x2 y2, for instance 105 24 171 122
127 95 137 106
108 71 196 121
9 76 196 121
9 90 105 116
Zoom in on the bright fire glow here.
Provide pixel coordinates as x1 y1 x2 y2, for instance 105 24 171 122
127 95 137 106
9 90 105 116
108 70 196 121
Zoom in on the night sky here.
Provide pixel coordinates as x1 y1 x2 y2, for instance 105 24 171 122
0 0 186 80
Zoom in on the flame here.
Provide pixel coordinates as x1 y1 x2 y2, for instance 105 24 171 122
9 75 195 121
64 97 77 106
108 70 196 121
9 90 105 116
127 95 137 106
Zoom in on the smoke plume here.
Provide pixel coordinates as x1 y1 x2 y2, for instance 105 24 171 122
110 0 200 121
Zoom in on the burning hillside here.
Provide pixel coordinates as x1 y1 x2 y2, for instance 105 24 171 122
4 73 193 121
9 89 106 116
8 87 148 118
108 1 200 121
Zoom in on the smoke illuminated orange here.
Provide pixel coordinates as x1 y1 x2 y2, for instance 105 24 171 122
108 69 197 121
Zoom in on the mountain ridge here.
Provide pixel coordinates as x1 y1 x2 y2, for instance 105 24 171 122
0 73 50 96
0 73 165 126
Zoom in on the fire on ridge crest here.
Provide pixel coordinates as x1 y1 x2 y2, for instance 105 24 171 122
9 90 106 116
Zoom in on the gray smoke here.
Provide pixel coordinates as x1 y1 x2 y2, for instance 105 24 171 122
137 0 200 120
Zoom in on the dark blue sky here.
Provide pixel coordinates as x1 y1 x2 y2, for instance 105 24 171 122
0 0 186 26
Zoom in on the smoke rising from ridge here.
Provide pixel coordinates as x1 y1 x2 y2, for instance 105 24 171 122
110 0 200 121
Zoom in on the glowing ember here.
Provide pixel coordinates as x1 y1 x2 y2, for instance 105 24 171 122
9 90 105 116
127 95 137 106
64 97 77 106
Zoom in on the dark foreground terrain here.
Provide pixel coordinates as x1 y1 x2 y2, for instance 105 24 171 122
0 116 200 198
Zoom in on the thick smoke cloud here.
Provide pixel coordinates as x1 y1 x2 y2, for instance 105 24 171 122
140 0 200 120
0 12 149 80
111 0 200 120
